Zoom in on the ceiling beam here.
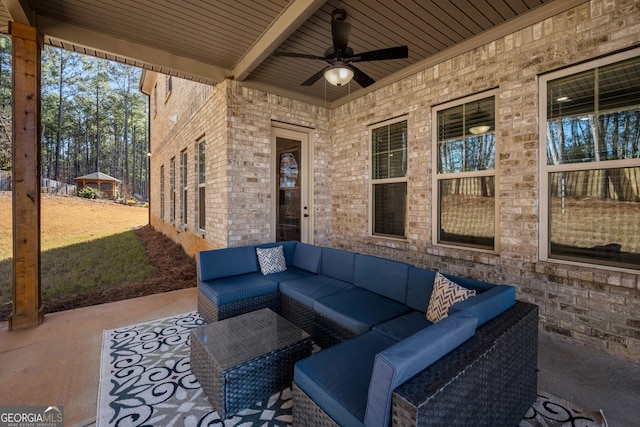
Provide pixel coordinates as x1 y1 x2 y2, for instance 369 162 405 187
37 15 231 83
3 0 34 25
232 0 325 81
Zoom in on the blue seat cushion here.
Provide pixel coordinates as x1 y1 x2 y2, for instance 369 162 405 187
294 331 397 427
364 312 479 427
321 247 356 283
405 267 436 312
372 310 432 342
197 245 258 281
314 288 410 335
199 273 278 305
292 242 323 273
262 266 317 284
353 254 409 303
280 275 355 308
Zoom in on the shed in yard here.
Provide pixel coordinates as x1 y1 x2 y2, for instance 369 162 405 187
75 172 121 199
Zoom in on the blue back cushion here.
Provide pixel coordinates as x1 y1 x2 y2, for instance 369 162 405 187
406 267 436 312
197 245 258 281
291 242 322 273
353 254 409 303
321 247 356 283
449 284 515 326
442 273 494 293
363 312 478 427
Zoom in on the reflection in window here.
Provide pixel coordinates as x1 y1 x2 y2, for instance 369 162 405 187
543 53 640 269
439 177 495 248
549 168 640 268
279 152 299 188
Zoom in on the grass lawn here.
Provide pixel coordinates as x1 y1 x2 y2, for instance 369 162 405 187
0 192 153 307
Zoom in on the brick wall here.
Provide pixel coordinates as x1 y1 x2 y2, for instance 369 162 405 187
147 0 640 363
225 82 332 247
148 73 222 255
149 78 332 254
330 0 640 363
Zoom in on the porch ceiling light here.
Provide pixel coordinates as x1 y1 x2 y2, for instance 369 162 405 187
468 101 491 135
324 62 354 86
469 124 491 135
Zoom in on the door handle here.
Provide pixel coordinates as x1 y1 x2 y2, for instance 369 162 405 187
303 213 309 218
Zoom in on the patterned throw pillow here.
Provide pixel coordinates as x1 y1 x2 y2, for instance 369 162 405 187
256 245 287 275
426 273 476 323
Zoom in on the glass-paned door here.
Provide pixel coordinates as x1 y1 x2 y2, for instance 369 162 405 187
277 138 302 241
272 127 311 243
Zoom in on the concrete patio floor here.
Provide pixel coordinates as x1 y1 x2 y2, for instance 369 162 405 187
1 287 638 426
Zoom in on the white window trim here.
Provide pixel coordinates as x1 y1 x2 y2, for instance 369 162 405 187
431 90 499 253
197 139 206 232
368 115 409 240
180 149 188 227
538 47 640 272
159 165 165 220
169 157 176 224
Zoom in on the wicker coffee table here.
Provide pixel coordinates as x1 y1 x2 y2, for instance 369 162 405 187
190 308 312 418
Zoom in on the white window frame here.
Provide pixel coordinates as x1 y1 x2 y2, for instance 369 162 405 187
197 139 206 231
368 116 409 240
159 164 165 220
180 149 188 226
539 48 640 272
169 157 176 223
165 75 173 102
431 90 499 252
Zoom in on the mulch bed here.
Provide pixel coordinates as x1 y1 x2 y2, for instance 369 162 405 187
0 225 196 322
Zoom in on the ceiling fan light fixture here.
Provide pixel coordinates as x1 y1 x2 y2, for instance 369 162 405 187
469 125 491 135
324 63 354 86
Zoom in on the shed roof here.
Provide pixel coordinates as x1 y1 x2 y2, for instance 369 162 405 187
75 172 121 183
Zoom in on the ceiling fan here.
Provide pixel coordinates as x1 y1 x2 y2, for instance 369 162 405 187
274 9 408 88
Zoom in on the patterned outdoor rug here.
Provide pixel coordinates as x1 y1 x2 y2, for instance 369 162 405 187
98 312 607 427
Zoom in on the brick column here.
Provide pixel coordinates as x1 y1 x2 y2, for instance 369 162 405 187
9 22 43 330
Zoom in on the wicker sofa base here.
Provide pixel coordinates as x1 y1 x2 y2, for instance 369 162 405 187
292 301 538 427
293 382 339 427
280 293 359 348
197 288 279 323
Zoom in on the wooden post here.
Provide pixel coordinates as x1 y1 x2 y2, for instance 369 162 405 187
9 22 43 330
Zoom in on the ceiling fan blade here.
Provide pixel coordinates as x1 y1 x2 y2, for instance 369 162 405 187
301 67 328 86
349 46 409 62
349 64 375 88
273 52 325 60
331 19 351 57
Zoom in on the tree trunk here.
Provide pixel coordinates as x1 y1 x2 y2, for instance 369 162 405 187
95 84 100 172
54 56 64 180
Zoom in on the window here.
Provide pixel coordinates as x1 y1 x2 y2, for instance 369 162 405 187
433 92 497 250
198 140 206 230
370 118 407 238
153 83 158 117
540 50 640 270
180 149 188 225
165 75 173 101
169 157 176 223
160 165 165 220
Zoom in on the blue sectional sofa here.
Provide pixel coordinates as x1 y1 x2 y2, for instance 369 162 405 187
196 241 538 426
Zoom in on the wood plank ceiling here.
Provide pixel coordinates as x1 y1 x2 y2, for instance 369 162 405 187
0 0 583 105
